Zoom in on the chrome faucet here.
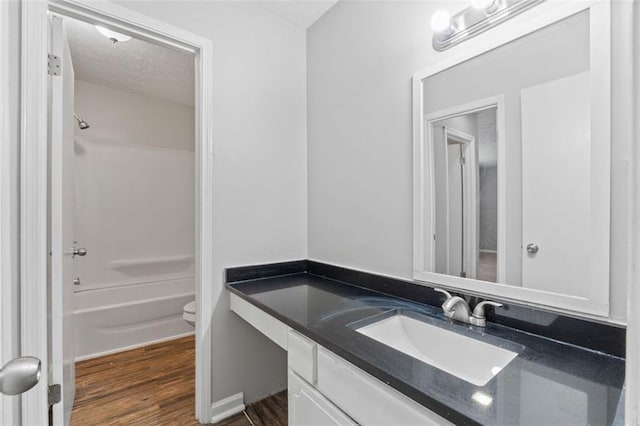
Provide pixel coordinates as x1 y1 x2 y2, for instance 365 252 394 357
437 289 471 323
434 288 502 327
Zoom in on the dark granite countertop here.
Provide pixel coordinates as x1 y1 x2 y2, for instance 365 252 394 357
226 273 625 425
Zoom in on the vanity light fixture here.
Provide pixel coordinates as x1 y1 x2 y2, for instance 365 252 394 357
431 0 546 51
95 26 132 44
430 10 454 35
470 0 498 11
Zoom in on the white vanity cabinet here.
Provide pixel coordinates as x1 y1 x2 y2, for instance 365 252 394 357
286 329 452 426
230 294 451 426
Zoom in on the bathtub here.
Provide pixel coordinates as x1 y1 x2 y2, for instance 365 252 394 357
73 277 195 361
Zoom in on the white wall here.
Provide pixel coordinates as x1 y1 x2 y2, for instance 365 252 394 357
307 1 632 323
114 0 308 405
479 167 498 251
477 109 498 252
308 1 460 283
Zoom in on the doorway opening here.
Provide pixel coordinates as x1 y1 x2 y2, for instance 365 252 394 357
427 104 501 284
47 12 198 424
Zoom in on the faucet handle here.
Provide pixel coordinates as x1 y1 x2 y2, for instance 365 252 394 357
472 301 503 319
433 288 453 300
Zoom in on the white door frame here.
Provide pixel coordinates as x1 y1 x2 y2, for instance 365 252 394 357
628 0 640 420
1 0 19 423
20 0 214 423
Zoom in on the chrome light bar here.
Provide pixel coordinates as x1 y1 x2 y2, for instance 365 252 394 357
432 0 546 52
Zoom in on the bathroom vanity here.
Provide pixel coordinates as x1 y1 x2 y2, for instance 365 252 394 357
226 261 625 426
288 331 448 425
226 4 628 423
231 295 449 425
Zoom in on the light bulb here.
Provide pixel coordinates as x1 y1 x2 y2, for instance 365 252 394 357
431 10 453 34
470 0 496 10
95 26 132 44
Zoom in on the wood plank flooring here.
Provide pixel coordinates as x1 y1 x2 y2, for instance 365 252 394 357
72 336 287 425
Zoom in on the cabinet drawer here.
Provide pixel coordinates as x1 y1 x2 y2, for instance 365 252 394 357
288 330 317 384
316 347 452 426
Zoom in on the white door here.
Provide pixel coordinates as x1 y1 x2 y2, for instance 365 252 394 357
521 72 592 297
440 127 477 280
49 15 77 426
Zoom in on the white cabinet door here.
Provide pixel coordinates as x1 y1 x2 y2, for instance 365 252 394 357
288 370 356 426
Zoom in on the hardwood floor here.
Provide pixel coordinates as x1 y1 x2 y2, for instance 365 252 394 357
72 336 287 425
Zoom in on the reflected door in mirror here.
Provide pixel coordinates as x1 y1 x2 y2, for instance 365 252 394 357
521 71 591 297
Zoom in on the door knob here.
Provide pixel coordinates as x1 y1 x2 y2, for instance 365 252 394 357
0 356 41 395
72 247 87 258
73 277 81 286
526 243 539 254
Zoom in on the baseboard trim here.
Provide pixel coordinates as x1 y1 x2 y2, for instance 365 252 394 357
74 331 195 362
210 392 245 423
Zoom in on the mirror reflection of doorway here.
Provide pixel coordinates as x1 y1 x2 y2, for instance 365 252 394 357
432 107 498 283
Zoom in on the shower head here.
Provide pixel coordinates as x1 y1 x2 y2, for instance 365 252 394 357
73 113 90 130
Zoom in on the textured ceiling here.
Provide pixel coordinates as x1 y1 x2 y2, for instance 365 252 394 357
252 0 339 29
65 17 195 106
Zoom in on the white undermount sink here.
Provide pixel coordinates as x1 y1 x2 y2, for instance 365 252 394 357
356 313 518 386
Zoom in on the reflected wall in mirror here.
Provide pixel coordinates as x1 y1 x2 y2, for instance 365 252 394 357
414 3 611 316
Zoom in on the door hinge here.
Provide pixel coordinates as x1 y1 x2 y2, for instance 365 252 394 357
48 384 61 405
48 54 61 76
460 156 466 166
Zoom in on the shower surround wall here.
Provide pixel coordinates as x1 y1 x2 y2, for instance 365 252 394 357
73 80 195 360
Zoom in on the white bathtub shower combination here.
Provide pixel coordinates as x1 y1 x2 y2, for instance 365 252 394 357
72 81 195 360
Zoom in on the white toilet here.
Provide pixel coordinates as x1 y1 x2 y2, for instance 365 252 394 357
183 301 196 327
